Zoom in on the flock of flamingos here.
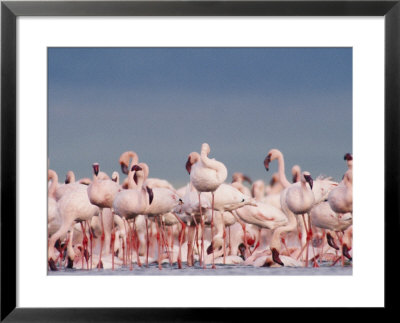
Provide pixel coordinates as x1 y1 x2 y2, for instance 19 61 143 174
47 143 353 272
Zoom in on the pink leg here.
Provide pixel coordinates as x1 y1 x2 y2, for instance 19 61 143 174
211 192 216 269
98 210 105 269
133 221 141 267
145 218 149 267
111 217 115 271
88 221 93 270
198 193 205 268
155 221 162 270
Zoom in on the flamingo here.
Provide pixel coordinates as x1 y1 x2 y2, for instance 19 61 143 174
48 170 61 236
186 143 227 268
112 164 149 269
48 183 99 270
264 148 338 266
328 169 352 214
87 163 121 268
310 201 353 265
119 151 139 189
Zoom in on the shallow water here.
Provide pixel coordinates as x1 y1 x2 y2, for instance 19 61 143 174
48 262 352 276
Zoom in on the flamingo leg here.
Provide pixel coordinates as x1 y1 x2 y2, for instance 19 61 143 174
211 192 216 269
133 220 142 267
161 219 172 266
155 220 162 270
301 214 309 267
80 222 89 269
145 218 149 267
111 216 115 271
228 226 231 256
223 226 226 265
172 213 186 269
98 210 105 269
198 193 205 269
88 221 93 270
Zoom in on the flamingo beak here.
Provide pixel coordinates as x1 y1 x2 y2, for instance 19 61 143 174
206 243 213 255
264 155 271 171
131 165 142 172
304 175 313 190
93 163 99 176
292 174 297 183
238 243 246 260
271 248 284 266
185 157 192 174
342 244 352 260
146 186 154 205
178 198 184 205
326 233 339 250
344 153 353 161
120 163 129 175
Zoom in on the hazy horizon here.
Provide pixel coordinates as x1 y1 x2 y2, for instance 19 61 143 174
48 47 352 188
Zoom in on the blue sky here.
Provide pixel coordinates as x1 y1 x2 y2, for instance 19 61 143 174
48 47 352 187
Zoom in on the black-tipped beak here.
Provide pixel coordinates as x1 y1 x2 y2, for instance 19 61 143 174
178 198 183 205
185 157 192 174
133 172 138 185
264 155 271 171
304 174 313 190
342 244 352 260
112 176 117 183
292 174 297 183
93 164 99 176
206 243 213 255
65 176 70 184
271 248 284 266
120 163 129 175
131 165 142 172
146 186 154 205
327 233 339 250
238 243 246 260
344 153 353 161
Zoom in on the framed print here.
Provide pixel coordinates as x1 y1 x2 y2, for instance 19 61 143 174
1 0 399 321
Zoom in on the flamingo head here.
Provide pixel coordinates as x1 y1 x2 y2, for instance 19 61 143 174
111 171 119 183
264 154 272 171
92 163 99 176
131 165 142 185
344 153 353 161
303 172 313 190
238 243 247 260
207 236 224 255
119 151 138 175
65 170 75 184
120 162 129 175
185 156 192 174
201 143 211 156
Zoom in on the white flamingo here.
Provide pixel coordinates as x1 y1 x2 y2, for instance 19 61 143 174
87 163 121 268
48 183 99 270
186 143 227 268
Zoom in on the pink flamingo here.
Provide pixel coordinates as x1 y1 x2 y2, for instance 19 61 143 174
186 143 227 268
87 163 120 269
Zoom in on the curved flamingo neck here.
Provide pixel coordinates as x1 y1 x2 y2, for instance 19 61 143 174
48 170 58 198
135 162 149 189
274 151 291 188
270 209 297 251
200 149 227 183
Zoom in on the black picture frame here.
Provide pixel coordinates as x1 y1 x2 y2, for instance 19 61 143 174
1 0 398 321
